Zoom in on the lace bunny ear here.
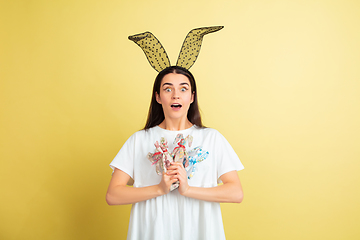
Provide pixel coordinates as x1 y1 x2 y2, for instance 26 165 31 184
128 31 171 72
176 26 224 70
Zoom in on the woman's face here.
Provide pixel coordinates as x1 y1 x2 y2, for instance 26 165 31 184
156 73 194 122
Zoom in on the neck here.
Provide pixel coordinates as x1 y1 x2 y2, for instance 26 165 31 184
158 118 193 131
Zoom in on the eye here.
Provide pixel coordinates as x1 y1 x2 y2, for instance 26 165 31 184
180 87 187 92
165 88 171 92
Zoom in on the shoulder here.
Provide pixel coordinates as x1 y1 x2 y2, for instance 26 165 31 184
124 126 160 145
193 126 222 137
130 126 157 138
191 126 229 146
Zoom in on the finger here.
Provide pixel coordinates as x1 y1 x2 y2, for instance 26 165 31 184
170 162 182 167
166 168 175 173
166 170 178 175
172 162 184 167
167 165 180 170
170 175 178 180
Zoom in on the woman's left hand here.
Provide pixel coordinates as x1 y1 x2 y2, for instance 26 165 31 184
166 162 189 195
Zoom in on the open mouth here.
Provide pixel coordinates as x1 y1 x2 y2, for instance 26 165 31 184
171 104 182 109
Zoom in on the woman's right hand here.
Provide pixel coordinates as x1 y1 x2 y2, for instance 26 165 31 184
106 168 180 205
158 171 177 195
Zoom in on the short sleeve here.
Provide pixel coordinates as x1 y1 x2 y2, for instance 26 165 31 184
214 131 244 181
109 134 135 179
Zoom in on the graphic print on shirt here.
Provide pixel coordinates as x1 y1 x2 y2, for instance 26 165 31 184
147 133 209 190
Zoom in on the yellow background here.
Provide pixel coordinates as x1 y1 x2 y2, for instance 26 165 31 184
1 0 359 239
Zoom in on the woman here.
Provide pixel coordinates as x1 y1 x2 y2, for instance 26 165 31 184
106 66 244 240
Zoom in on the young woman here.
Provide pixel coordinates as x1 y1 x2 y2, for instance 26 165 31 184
106 66 244 240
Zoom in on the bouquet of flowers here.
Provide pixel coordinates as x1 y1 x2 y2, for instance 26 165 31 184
147 134 208 191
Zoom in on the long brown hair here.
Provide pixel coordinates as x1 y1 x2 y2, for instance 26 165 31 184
143 66 204 130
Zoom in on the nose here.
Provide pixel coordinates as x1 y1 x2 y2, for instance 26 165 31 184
172 89 180 99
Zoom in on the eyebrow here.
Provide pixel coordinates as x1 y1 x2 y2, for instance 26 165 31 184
162 82 190 87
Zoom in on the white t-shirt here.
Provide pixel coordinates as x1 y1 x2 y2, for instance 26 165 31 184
110 125 244 240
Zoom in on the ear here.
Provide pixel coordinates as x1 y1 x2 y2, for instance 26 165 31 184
191 91 194 104
128 31 170 72
156 92 162 104
176 26 224 70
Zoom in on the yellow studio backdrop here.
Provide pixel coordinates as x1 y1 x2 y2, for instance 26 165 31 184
1 0 359 239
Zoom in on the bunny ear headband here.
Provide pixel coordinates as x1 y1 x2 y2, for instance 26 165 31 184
128 26 224 72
